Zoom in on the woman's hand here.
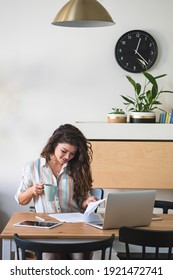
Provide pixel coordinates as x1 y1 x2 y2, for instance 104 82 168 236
32 183 44 197
82 196 98 209
18 182 44 205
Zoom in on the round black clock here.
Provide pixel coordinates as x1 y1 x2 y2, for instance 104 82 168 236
115 30 158 73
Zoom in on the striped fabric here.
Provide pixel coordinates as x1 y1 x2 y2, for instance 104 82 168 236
15 158 83 213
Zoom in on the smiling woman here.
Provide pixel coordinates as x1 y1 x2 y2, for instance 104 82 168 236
15 124 96 214
48 143 78 176
14 123 97 259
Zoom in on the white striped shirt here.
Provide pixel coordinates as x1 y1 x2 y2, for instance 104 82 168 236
15 158 84 213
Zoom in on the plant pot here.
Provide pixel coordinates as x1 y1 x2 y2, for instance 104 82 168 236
107 113 127 123
129 112 156 123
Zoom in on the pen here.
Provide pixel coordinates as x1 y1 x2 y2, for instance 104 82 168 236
36 216 45 221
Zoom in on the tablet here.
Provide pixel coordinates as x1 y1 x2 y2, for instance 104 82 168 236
14 220 62 229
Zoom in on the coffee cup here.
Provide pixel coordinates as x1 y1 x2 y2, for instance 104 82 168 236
44 184 57 201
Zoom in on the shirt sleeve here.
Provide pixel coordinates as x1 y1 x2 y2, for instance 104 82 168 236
15 161 32 204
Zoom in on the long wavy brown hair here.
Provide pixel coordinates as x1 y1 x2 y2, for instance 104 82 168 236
40 124 93 203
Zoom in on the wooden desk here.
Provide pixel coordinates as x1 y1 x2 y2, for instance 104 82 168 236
1 212 173 259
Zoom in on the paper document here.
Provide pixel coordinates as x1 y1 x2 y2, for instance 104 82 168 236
83 198 106 222
49 212 84 223
49 198 106 223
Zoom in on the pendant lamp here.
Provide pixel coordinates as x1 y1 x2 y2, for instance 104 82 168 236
52 0 115 27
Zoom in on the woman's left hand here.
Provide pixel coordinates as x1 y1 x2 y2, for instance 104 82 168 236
82 196 98 209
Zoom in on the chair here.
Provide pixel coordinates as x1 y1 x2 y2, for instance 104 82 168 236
154 200 173 214
90 188 104 200
90 188 104 212
14 233 115 260
117 226 173 260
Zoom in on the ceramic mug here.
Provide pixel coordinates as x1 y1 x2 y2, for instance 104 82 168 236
44 184 57 201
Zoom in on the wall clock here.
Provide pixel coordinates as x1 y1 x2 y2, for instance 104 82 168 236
115 30 158 73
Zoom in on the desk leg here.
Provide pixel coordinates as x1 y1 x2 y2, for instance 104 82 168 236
2 239 12 260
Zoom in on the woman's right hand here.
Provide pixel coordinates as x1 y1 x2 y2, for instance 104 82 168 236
32 182 44 197
18 182 44 205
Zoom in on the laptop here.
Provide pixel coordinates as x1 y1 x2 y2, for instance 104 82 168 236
86 190 156 229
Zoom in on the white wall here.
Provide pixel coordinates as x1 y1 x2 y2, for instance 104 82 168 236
0 0 173 239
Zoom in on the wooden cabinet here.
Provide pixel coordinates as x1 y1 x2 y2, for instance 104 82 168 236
90 141 173 189
75 123 173 190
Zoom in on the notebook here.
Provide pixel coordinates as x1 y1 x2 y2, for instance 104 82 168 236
86 190 156 229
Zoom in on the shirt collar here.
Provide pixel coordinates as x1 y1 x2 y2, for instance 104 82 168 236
40 157 68 170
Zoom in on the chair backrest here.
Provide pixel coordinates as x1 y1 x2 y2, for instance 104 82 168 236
154 200 173 214
14 233 115 260
119 226 173 259
90 188 104 212
90 188 104 199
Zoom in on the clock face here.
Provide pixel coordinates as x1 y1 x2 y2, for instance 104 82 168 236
115 30 158 73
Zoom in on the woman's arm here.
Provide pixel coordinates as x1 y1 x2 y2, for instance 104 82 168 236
18 183 44 205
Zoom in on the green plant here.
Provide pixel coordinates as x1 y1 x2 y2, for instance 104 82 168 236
121 71 173 112
109 107 125 114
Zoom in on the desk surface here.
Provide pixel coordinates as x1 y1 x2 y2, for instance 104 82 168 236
1 212 173 240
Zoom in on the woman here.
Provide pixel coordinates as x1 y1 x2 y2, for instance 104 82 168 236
15 124 97 259
15 124 96 213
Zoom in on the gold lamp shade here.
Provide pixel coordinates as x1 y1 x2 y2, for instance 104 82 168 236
52 0 115 27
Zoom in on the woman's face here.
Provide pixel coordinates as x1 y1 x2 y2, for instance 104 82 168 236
54 143 77 165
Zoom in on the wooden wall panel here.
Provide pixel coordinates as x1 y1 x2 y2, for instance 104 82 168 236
90 141 173 189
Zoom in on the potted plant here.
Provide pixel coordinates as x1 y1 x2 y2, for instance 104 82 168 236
121 71 173 123
107 107 127 123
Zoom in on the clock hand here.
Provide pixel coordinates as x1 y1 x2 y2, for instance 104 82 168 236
134 50 148 65
135 38 141 52
137 58 147 68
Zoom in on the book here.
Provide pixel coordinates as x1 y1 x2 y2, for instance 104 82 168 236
159 111 172 123
170 109 173 123
159 112 166 123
